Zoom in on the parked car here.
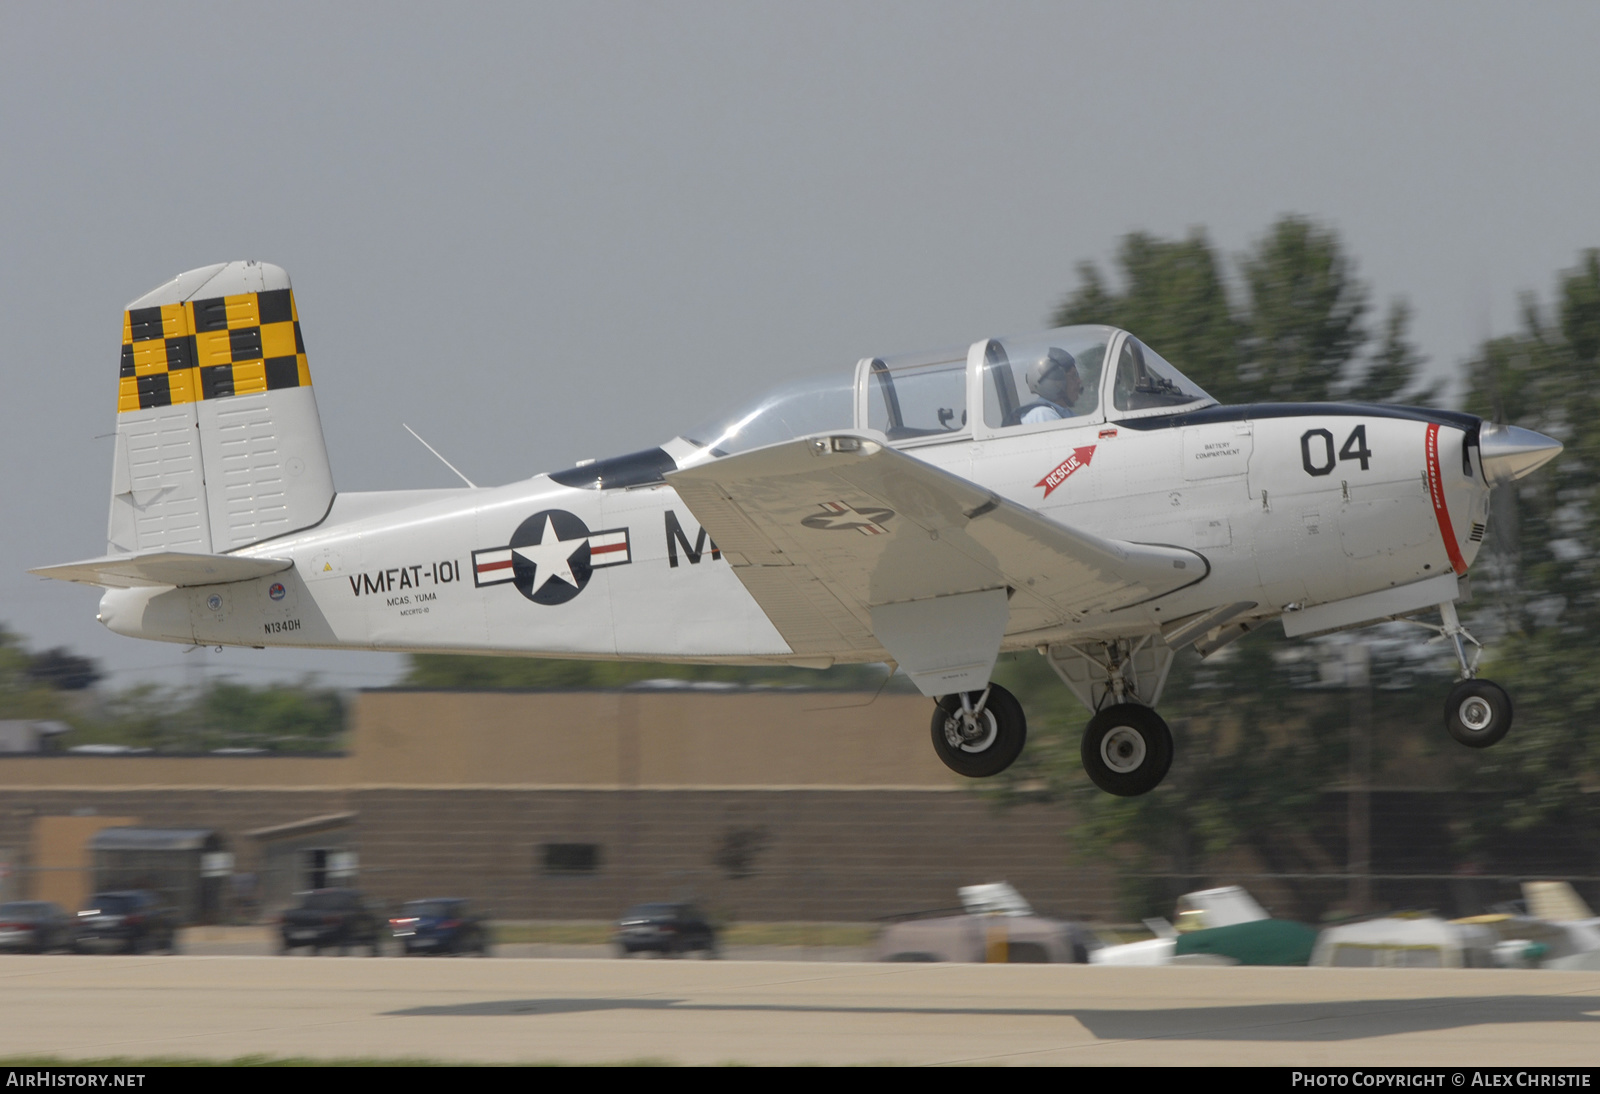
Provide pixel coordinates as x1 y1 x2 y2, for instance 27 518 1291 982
0 901 74 953
278 888 384 955
613 902 719 957
73 891 180 954
389 898 490 956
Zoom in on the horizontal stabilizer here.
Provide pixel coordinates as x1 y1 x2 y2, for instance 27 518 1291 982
30 551 292 589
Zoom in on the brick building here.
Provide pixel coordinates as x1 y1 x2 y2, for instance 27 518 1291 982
0 688 1113 922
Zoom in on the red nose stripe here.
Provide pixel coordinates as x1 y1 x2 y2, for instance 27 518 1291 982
1425 423 1468 576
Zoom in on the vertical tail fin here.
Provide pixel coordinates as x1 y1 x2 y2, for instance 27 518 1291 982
108 261 335 554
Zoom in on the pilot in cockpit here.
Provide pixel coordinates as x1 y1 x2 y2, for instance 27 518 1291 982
1018 348 1085 424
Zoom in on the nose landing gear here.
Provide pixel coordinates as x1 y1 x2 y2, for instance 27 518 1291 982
930 683 1027 777
1444 679 1513 748
1435 600 1513 748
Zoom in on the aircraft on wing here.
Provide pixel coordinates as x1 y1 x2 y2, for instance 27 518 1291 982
33 261 1565 796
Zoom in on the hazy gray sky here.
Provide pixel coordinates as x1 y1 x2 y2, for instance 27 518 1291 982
5 1 1599 691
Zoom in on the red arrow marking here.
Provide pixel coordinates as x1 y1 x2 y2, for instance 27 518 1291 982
1036 445 1097 498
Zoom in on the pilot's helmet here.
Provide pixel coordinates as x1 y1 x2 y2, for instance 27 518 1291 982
1026 347 1078 405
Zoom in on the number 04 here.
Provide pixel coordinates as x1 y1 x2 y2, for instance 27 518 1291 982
1301 424 1371 477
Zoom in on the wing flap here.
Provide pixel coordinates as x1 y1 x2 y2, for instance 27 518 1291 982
667 434 1207 655
30 551 293 589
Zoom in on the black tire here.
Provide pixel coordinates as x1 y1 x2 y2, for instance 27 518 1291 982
1081 704 1173 797
929 684 1027 778
1445 679 1513 748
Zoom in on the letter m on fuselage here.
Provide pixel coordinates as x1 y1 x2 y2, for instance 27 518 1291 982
665 510 720 567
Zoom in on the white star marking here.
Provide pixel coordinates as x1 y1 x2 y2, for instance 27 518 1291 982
512 516 587 595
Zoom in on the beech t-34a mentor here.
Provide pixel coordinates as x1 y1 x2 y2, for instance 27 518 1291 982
34 261 1565 796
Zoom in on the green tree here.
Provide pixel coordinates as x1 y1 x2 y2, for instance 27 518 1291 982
0 626 74 721
1020 217 1454 919
1052 229 1244 402
1453 251 1600 857
66 677 347 753
24 647 102 691
1350 300 1438 405
1238 216 1369 402
402 653 903 691
987 632 1450 920
1052 215 1434 407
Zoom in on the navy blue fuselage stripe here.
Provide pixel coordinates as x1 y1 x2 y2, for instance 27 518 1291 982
1112 402 1481 432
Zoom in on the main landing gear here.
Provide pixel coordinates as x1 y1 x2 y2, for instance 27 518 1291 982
1080 704 1173 797
928 638 1179 797
930 684 1027 778
1435 601 1513 749
1048 638 1177 797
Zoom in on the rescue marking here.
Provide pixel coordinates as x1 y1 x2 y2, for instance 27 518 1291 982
800 501 894 535
1424 423 1469 575
1036 446 1096 498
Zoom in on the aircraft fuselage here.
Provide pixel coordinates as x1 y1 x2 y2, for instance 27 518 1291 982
98 402 1488 663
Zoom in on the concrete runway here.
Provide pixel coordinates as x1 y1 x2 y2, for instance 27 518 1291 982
0 956 1597 1066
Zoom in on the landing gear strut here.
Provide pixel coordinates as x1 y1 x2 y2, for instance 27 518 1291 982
1080 704 1173 797
1435 601 1513 749
1044 638 1178 797
930 683 1027 778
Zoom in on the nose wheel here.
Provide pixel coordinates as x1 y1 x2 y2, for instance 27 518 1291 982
1434 600 1515 748
1444 679 1513 748
930 684 1027 777
1080 704 1173 797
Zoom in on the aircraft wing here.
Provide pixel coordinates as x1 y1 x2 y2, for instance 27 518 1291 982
30 551 293 589
666 434 1207 660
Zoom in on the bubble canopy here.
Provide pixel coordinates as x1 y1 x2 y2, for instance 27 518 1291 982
681 372 857 458
671 326 1215 459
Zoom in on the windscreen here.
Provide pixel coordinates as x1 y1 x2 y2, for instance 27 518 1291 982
1111 337 1214 414
682 373 855 458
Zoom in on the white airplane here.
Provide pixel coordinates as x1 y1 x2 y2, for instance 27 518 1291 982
33 261 1565 796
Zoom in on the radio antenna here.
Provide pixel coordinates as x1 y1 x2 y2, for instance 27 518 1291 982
403 423 478 489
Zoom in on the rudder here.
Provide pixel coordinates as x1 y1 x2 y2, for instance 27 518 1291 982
108 261 335 554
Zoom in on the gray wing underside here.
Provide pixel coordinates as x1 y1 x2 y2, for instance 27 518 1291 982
666 434 1207 659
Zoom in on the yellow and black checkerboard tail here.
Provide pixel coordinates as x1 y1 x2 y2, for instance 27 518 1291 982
108 261 335 554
